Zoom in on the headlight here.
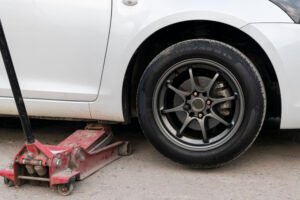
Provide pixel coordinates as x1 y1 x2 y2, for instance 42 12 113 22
270 0 300 23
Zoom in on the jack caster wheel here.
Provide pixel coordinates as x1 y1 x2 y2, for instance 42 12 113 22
118 142 132 156
4 177 14 187
57 182 74 196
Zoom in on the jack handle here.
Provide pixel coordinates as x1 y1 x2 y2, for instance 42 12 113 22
0 20 35 144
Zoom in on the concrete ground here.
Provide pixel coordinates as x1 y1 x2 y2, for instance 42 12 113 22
0 119 300 200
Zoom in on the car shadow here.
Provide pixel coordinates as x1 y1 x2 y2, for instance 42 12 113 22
0 117 300 171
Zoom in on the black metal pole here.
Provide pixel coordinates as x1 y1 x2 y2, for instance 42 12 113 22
0 20 35 144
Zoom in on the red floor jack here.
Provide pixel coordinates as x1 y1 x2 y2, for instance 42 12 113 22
0 21 131 195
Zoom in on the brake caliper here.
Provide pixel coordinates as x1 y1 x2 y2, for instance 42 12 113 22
213 82 232 116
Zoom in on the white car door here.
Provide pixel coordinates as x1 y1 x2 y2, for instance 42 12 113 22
0 0 111 101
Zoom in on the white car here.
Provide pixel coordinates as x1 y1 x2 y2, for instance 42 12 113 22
0 0 299 168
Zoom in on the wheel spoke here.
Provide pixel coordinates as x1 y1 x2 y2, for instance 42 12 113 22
167 83 189 100
178 115 193 136
188 68 199 92
211 95 236 106
206 73 219 94
207 110 230 126
162 104 185 114
197 118 208 143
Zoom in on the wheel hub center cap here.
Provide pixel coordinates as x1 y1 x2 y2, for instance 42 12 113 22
191 98 205 112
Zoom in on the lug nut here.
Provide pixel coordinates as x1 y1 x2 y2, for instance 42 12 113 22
183 104 190 110
198 113 203 118
193 92 198 96
206 100 211 105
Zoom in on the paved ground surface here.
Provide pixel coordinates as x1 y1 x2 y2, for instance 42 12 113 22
0 119 300 200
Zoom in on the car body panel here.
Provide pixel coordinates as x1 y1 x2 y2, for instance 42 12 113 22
0 0 297 127
0 0 111 102
242 23 300 128
0 97 91 119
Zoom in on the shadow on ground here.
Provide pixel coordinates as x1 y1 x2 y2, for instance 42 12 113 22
0 118 300 200
1 118 300 166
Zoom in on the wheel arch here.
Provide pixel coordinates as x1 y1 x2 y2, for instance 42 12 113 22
122 20 281 127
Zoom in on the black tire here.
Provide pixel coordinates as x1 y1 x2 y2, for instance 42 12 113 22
57 182 74 196
137 39 266 168
4 177 14 187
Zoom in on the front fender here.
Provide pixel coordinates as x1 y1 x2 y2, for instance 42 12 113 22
89 0 292 121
